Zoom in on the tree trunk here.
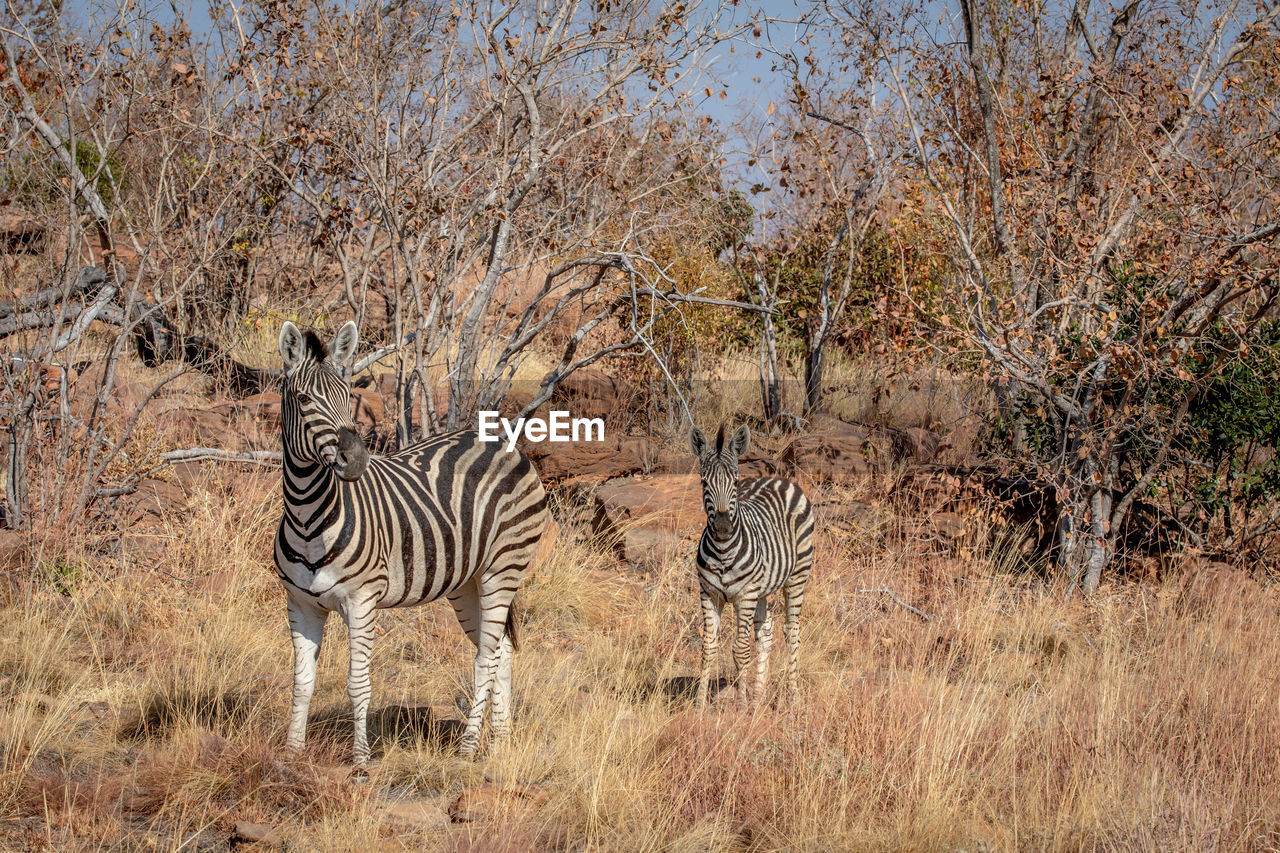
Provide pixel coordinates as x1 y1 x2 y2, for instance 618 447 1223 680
450 217 513 429
1081 487 1111 595
4 391 35 530
804 344 824 418
755 271 781 421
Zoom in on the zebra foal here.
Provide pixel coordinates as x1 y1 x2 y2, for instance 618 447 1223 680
274 321 548 764
691 424 814 708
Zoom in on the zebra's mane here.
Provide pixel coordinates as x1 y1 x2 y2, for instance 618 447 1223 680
715 424 726 454
302 330 327 364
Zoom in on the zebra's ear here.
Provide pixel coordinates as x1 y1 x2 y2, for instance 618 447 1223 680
690 426 709 458
729 424 751 458
279 321 305 371
329 321 359 367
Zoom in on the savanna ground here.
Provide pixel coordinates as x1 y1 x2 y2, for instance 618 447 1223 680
1 349 1278 853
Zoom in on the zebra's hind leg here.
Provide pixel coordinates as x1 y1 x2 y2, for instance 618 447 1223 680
286 594 328 753
447 585 484 756
752 597 773 709
781 572 809 703
490 630 515 746
449 581 516 758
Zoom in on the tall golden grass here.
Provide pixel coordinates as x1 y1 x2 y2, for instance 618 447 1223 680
0 350 1277 851
2 455 1278 850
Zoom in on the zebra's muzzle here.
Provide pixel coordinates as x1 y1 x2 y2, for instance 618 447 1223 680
333 427 369 481
711 510 733 537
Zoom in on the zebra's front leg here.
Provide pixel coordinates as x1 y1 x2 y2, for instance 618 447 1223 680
752 597 773 709
732 596 758 706
286 595 328 753
341 599 378 766
696 591 722 709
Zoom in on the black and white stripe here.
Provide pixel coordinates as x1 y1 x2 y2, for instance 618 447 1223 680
691 423 814 708
274 321 548 764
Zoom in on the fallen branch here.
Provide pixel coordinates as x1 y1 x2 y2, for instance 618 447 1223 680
94 448 282 498
0 266 279 396
874 585 934 622
0 266 107 323
38 275 118 359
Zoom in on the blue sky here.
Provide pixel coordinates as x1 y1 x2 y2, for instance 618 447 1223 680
51 0 825 203
56 0 814 129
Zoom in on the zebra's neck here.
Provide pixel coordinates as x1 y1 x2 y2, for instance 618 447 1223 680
703 523 742 553
282 452 340 533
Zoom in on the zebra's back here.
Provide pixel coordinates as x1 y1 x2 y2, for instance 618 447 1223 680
277 430 547 609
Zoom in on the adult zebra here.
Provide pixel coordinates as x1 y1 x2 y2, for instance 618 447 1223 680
691 423 814 709
274 321 548 764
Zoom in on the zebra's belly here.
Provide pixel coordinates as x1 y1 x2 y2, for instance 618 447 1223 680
374 528 481 608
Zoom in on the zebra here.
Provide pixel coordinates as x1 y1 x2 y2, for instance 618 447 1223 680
690 423 815 709
274 321 548 764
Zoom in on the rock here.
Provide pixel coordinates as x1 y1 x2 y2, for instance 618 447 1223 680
233 391 283 424
893 427 951 464
1175 560 1266 617
593 475 704 538
0 529 28 570
205 392 283 449
923 511 970 543
0 208 45 253
68 378 151 428
805 413 872 438
447 785 548 823
738 450 780 479
16 690 58 710
533 519 562 568
197 570 237 600
197 731 229 757
778 425 891 486
118 534 168 566
385 797 449 831
893 468 975 512
548 369 633 420
552 368 626 403
523 435 652 485
115 478 188 524
372 375 450 425
167 461 208 496
620 527 688 568
818 500 879 532
232 821 281 846
164 408 239 448
500 392 534 419
593 475 704 567
180 829 229 852
349 387 382 430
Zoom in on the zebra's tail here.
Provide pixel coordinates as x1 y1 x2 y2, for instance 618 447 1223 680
505 598 520 652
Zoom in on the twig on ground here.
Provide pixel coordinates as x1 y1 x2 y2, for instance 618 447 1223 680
94 448 283 498
873 585 934 622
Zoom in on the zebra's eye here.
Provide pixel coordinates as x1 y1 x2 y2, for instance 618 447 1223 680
294 392 313 405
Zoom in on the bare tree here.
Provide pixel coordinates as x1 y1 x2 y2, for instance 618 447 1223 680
817 0 1280 591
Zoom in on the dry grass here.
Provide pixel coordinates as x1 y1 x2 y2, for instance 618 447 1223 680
2 460 1278 851
0 347 1276 850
